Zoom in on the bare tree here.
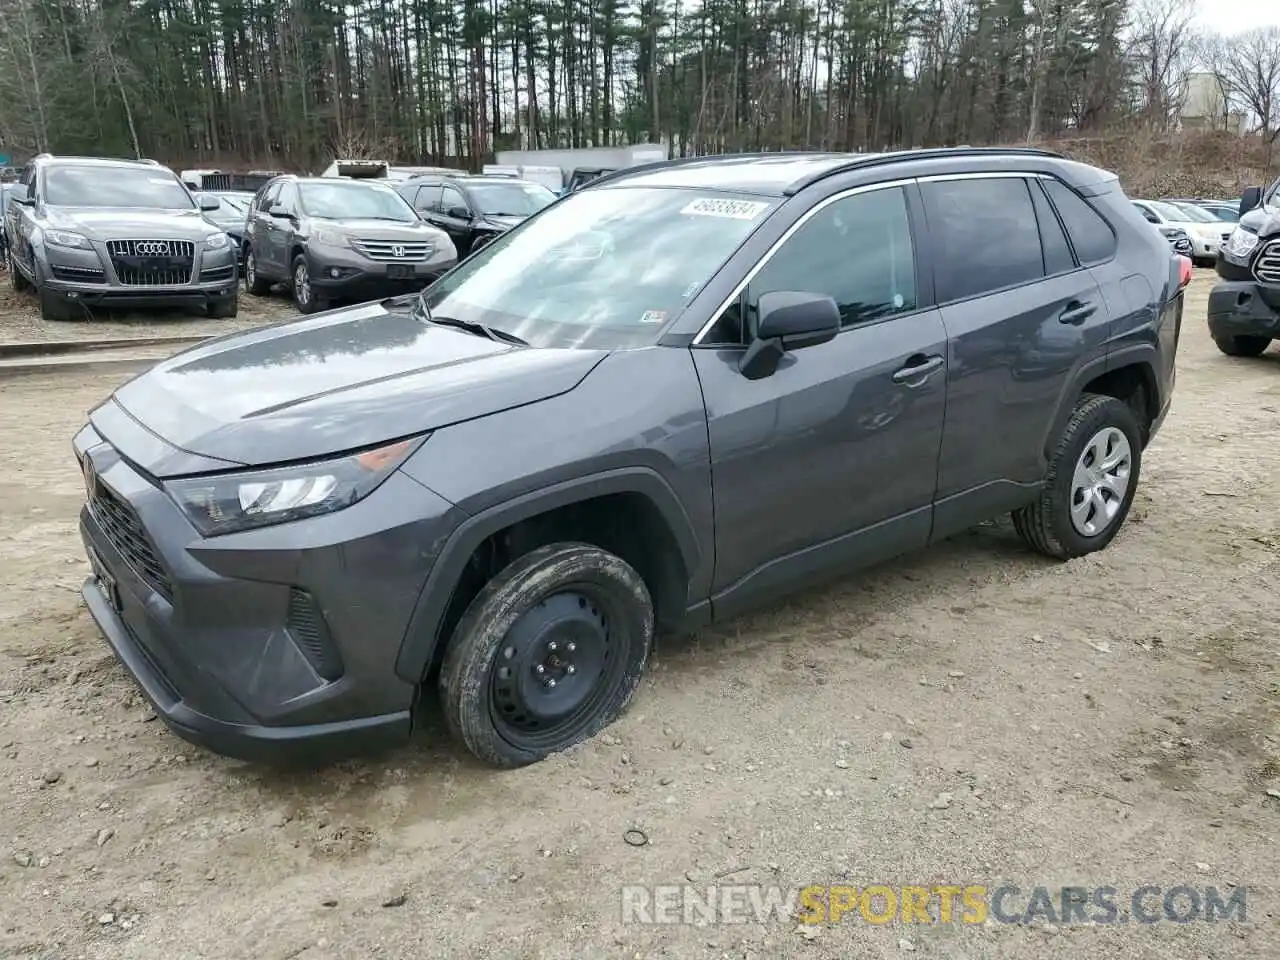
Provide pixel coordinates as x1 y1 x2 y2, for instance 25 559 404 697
1127 0 1195 130
1203 26 1280 168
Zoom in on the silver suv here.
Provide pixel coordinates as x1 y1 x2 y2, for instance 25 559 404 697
3 155 240 321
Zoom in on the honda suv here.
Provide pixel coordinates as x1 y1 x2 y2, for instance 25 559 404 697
4 154 239 321
73 148 1186 769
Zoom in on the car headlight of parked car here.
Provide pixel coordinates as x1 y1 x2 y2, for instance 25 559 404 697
44 229 92 250
1189 223 1222 241
165 436 425 536
1223 226 1260 262
204 232 230 250
311 226 350 247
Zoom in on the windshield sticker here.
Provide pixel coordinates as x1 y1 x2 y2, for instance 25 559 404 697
639 310 668 324
681 197 771 220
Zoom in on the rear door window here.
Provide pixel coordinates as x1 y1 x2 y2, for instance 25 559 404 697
1029 180 1076 276
922 177 1044 302
1042 179 1118 265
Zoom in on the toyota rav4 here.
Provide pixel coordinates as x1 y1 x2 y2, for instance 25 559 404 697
74 148 1187 768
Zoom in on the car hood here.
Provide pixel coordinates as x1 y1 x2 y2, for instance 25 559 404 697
1245 206 1280 238
313 218 444 240
45 206 220 240
103 301 608 471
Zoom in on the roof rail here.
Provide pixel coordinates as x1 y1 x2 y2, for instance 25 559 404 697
783 145 1065 194
580 151 845 192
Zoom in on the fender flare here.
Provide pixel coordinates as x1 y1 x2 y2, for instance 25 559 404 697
1043 344 1160 460
394 467 702 684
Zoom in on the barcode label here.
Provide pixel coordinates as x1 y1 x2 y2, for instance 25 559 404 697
680 198 771 220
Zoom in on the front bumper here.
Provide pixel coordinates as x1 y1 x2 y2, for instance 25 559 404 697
43 240 238 310
307 244 457 300
1207 281 1280 340
73 423 460 763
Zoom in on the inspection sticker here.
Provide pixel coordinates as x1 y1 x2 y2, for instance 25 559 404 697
680 197 771 220
639 310 668 324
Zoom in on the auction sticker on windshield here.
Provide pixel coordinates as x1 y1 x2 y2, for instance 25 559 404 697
681 198 771 220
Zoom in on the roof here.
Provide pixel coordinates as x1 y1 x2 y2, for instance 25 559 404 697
32 155 170 171
589 146 1097 197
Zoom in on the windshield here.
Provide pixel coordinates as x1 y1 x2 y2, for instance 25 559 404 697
467 181 557 216
1170 203 1218 222
45 166 194 209
299 181 417 221
421 186 779 349
1145 200 1191 222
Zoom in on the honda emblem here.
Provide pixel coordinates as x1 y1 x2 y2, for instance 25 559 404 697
391 245 405 258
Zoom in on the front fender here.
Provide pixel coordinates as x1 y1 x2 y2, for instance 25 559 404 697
393 467 702 685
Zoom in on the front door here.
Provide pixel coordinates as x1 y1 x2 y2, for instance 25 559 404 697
436 183 475 254
691 184 948 615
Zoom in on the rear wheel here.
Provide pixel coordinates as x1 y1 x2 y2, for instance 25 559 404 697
1213 334 1270 357
243 248 272 296
1013 394 1142 560
438 542 654 768
291 255 325 314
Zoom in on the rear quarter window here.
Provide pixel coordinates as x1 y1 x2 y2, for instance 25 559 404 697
1042 179 1118 265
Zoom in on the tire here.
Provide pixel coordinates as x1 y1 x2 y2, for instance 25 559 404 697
7 246 31 292
291 254 325 314
1213 334 1270 357
243 248 272 296
438 542 654 768
39 287 79 322
206 295 238 319
1012 394 1142 560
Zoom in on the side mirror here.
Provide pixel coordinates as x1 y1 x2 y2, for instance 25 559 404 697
1241 185 1263 216
447 205 471 219
738 291 840 380
197 193 220 212
268 204 292 219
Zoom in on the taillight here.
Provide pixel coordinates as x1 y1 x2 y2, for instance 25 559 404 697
1177 255 1192 289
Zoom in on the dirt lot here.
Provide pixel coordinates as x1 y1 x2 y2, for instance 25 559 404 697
0 270 1277 960
0 283 297 344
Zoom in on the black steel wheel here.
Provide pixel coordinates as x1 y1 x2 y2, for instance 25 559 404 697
438 542 653 768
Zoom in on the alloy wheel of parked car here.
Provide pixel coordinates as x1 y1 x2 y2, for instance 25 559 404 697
243 248 272 296
6 245 30 292
1012 394 1142 559
291 255 323 313
1213 334 1270 357
439 542 653 768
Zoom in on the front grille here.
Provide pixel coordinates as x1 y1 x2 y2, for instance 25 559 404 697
88 482 173 603
351 238 434 262
107 239 194 286
199 264 235 283
286 588 344 681
50 264 106 283
1253 240 1280 284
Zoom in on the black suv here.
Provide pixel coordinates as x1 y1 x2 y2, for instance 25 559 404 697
1209 179 1280 356
73 148 1185 769
396 174 557 257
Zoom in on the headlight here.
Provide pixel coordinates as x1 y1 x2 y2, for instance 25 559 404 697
44 229 91 250
204 232 229 249
311 226 349 247
165 436 425 536
1224 226 1260 260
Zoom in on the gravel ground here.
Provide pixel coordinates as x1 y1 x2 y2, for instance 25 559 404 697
0 280 297 345
0 270 1277 960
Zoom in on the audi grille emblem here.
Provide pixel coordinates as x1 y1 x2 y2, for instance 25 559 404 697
135 241 171 256
391 245 406 258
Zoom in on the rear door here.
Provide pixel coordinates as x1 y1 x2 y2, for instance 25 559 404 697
923 173 1109 540
248 181 282 277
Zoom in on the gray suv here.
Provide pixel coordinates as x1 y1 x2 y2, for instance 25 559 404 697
73 148 1187 769
4 155 239 321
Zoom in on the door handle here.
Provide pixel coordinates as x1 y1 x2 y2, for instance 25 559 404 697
891 354 944 384
1059 300 1096 325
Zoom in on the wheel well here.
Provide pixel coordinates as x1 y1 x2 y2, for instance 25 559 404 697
428 493 689 678
290 244 306 264
1081 363 1158 445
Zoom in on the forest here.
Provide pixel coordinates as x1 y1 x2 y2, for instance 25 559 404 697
0 0 1277 173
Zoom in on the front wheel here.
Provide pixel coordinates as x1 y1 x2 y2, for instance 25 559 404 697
291 255 325 314
243 248 272 296
1213 334 1270 357
438 542 654 768
7 245 31 292
1012 394 1142 560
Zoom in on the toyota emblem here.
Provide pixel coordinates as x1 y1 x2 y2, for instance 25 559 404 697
135 241 171 256
391 244 406 258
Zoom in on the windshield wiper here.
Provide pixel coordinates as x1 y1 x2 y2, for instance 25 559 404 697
413 293 527 345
